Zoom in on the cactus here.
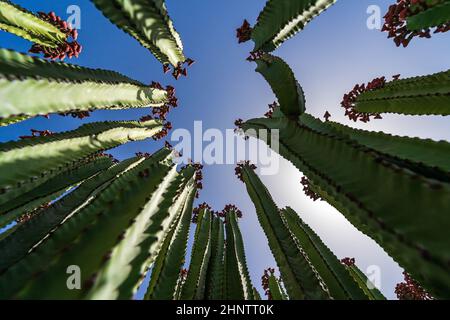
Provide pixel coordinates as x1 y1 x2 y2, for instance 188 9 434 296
0 119 163 207
222 206 254 300
281 208 376 300
0 1 81 60
179 206 212 300
91 0 193 78
241 0 337 52
340 258 386 300
205 213 225 300
236 163 330 300
0 155 114 229
261 268 287 300
144 169 197 300
0 49 172 126
0 156 144 272
395 271 433 300
347 71 450 117
382 0 450 47
241 114 450 298
253 54 305 118
0 149 202 299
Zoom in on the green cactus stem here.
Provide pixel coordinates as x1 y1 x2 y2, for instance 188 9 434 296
253 54 305 118
262 268 287 300
0 156 145 272
281 207 372 300
144 173 197 300
0 119 163 208
223 208 254 300
237 163 330 300
0 1 82 60
353 70 450 116
250 0 337 52
91 0 192 77
179 207 212 300
241 115 450 298
0 155 113 229
0 150 200 299
341 258 386 300
0 49 169 125
205 215 225 300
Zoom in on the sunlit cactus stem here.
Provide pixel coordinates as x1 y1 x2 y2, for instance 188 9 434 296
348 71 450 117
0 1 82 60
236 162 330 300
0 49 173 126
241 0 337 52
91 0 193 78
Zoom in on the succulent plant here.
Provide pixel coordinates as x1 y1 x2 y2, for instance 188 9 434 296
382 0 450 47
0 49 172 126
0 1 81 60
239 0 337 52
91 0 193 78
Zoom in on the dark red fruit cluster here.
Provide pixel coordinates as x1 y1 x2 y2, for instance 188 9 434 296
323 111 331 122
97 153 119 164
340 257 356 266
153 122 173 141
29 11 82 60
236 20 252 43
16 202 50 224
218 204 243 220
246 50 264 62
265 102 279 118
19 129 54 140
235 161 257 182
180 268 189 280
192 202 211 223
341 77 387 122
193 163 204 195
135 152 152 158
395 272 433 300
163 58 195 80
262 268 276 300
59 110 91 119
300 177 322 202
383 0 450 47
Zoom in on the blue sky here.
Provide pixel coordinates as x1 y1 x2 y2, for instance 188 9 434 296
1 0 449 299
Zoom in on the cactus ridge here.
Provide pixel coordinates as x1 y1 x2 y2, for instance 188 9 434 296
240 164 330 300
355 70 450 115
0 151 187 299
281 207 372 300
0 155 113 228
0 1 66 48
243 116 450 298
179 208 212 300
91 0 185 68
255 54 306 118
251 0 337 52
407 1 450 31
0 157 143 273
0 120 163 206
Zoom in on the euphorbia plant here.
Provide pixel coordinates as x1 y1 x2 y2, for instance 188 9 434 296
0 1 81 60
382 0 450 47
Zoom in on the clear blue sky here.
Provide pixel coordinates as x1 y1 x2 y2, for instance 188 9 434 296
0 0 449 299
